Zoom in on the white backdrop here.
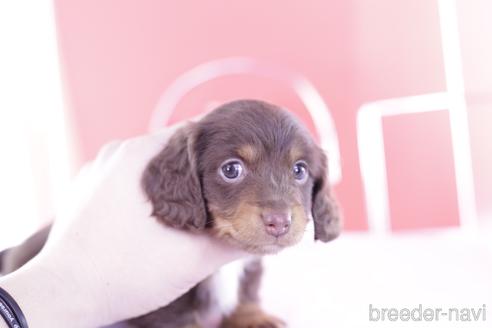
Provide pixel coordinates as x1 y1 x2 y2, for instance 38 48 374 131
0 1 76 250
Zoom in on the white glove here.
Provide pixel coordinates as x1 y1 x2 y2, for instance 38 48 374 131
0 126 245 328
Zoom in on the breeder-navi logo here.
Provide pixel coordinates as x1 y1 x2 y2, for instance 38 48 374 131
369 304 487 322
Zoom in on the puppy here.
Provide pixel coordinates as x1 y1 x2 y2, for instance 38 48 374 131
133 100 340 327
0 100 341 328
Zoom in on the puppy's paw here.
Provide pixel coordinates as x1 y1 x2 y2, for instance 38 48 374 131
220 303 286 328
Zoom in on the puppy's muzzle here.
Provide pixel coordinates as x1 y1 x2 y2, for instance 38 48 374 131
261 210 291 237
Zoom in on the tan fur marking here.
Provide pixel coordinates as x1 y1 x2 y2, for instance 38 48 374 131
289 145 303 163
210 197 308 254
237 144 258 163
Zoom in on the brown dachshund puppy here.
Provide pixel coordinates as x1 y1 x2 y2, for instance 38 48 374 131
132 100 340 327
0 100 341 328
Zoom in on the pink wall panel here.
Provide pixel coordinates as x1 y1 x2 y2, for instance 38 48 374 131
383 111 460 231
468 100 492 220
352 0 445 100
54 0 448 230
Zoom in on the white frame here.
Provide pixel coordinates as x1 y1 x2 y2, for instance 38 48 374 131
148 57 342 186
357 0 478 235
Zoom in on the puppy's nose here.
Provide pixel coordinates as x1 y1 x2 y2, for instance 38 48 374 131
261 211 291 237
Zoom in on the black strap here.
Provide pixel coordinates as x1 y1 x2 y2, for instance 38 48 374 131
0 287 28 328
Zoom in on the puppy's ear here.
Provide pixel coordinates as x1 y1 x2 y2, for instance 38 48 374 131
312 148 342 242
142 124 207 230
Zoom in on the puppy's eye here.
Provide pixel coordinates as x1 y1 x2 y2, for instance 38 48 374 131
219 159 245 182
293 161 308 183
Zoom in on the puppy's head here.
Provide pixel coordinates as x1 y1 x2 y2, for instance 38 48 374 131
143 100 341 254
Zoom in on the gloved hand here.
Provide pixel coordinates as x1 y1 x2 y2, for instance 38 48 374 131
0 125 245 328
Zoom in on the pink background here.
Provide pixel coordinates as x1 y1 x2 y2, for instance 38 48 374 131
54 0 491 231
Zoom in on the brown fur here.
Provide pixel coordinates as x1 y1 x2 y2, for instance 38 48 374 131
0 225 51 274
142 126 208 230
220 303 286 328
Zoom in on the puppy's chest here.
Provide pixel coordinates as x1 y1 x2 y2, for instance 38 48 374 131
197 259 249 328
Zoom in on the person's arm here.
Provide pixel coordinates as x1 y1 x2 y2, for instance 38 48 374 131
0 127 244 328
0 259 94 327
0 231 240 328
